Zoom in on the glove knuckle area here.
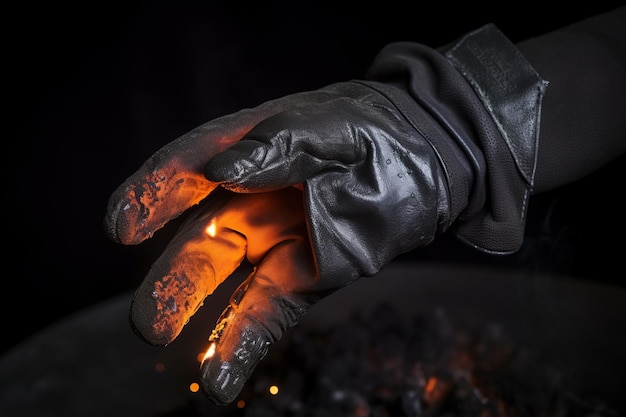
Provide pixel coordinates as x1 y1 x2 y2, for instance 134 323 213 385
303 124 443 285
213 89 385 191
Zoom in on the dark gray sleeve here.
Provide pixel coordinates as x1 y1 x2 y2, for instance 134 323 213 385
516 6 626 194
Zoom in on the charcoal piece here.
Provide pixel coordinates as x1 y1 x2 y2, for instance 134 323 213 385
182 302 618 417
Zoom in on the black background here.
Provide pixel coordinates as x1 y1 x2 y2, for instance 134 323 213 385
5 1 625 357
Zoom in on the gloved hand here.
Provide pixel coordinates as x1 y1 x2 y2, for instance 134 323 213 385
104 24 545 405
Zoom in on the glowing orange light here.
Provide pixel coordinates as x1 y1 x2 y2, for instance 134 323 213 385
202 342 216 362
206 218 217 237
269 385 279 395
236 400 246 409
189 382 200 393
425 377 437 394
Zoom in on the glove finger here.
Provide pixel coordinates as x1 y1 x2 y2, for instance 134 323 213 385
130 189 247 346
199 233 318 405
104 95 320 246
204 102 372 192
130 187 311 346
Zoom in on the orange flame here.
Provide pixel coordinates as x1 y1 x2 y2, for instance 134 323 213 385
202 342 216 362
206 218 217 237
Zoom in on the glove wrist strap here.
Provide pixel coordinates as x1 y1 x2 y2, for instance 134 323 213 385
442 24 549 254
443 24 548 188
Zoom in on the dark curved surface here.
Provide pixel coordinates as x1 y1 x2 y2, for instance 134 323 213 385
1 263 625 416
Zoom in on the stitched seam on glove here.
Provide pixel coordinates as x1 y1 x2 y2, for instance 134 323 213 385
444 23 548 189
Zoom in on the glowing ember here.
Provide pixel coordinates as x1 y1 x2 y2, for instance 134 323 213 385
425 377 437 394
206 218 217 237
154 362 165 373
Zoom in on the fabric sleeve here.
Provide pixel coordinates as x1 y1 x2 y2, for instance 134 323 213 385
516 6 626 194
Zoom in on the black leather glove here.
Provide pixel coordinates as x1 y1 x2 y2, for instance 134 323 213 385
104 23 546 405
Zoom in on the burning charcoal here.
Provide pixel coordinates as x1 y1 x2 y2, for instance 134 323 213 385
421 372 455 413
446 377 490 417
401 389 423 416
179 301 618 417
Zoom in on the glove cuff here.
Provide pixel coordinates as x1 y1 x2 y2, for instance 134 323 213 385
441 24 548 254
367 24 548 254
